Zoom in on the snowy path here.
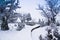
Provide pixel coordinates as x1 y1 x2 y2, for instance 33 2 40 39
0 24 39 40
32 26 48 40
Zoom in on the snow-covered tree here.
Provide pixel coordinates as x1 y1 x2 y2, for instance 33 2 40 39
37 0 60 25
22 13 32 22
8 13 22 23
38 19 45 27
0 0 20 30
26 13 32 22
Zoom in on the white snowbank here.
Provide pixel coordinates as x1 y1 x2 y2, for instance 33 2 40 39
0 24 39 40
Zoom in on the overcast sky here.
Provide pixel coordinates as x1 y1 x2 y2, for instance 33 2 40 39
16 0 46 21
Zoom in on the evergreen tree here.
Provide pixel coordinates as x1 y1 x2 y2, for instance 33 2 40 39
0 0 20 30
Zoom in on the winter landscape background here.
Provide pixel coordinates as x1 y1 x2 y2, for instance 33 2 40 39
0 0 60 40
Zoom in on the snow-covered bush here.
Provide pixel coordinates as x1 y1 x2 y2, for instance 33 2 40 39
8 23 18 31
53 28 60 40
44 22 49 26
16 22 25 31
25 19 36 26
40 21 45 27
25 22 35 26
38 19 45 27
50 23 56 29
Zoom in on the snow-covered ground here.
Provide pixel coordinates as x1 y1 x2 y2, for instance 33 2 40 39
32 25 60 40
32 26 49 40
0 24 60 40
0 24 39 40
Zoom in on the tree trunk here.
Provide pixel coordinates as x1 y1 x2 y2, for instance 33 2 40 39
1 16 9 30
51 17 55 24
48 19 50 25
53 17 55 23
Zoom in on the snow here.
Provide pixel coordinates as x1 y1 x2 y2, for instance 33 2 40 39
0 24 60 40
8 23 18 31
0 24 39 40
32 26 49 40
31 26 60 40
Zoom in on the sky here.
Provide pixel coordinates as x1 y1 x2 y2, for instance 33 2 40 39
16 0 46 21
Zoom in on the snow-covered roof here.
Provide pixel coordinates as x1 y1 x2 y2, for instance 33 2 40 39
15 18 21 22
